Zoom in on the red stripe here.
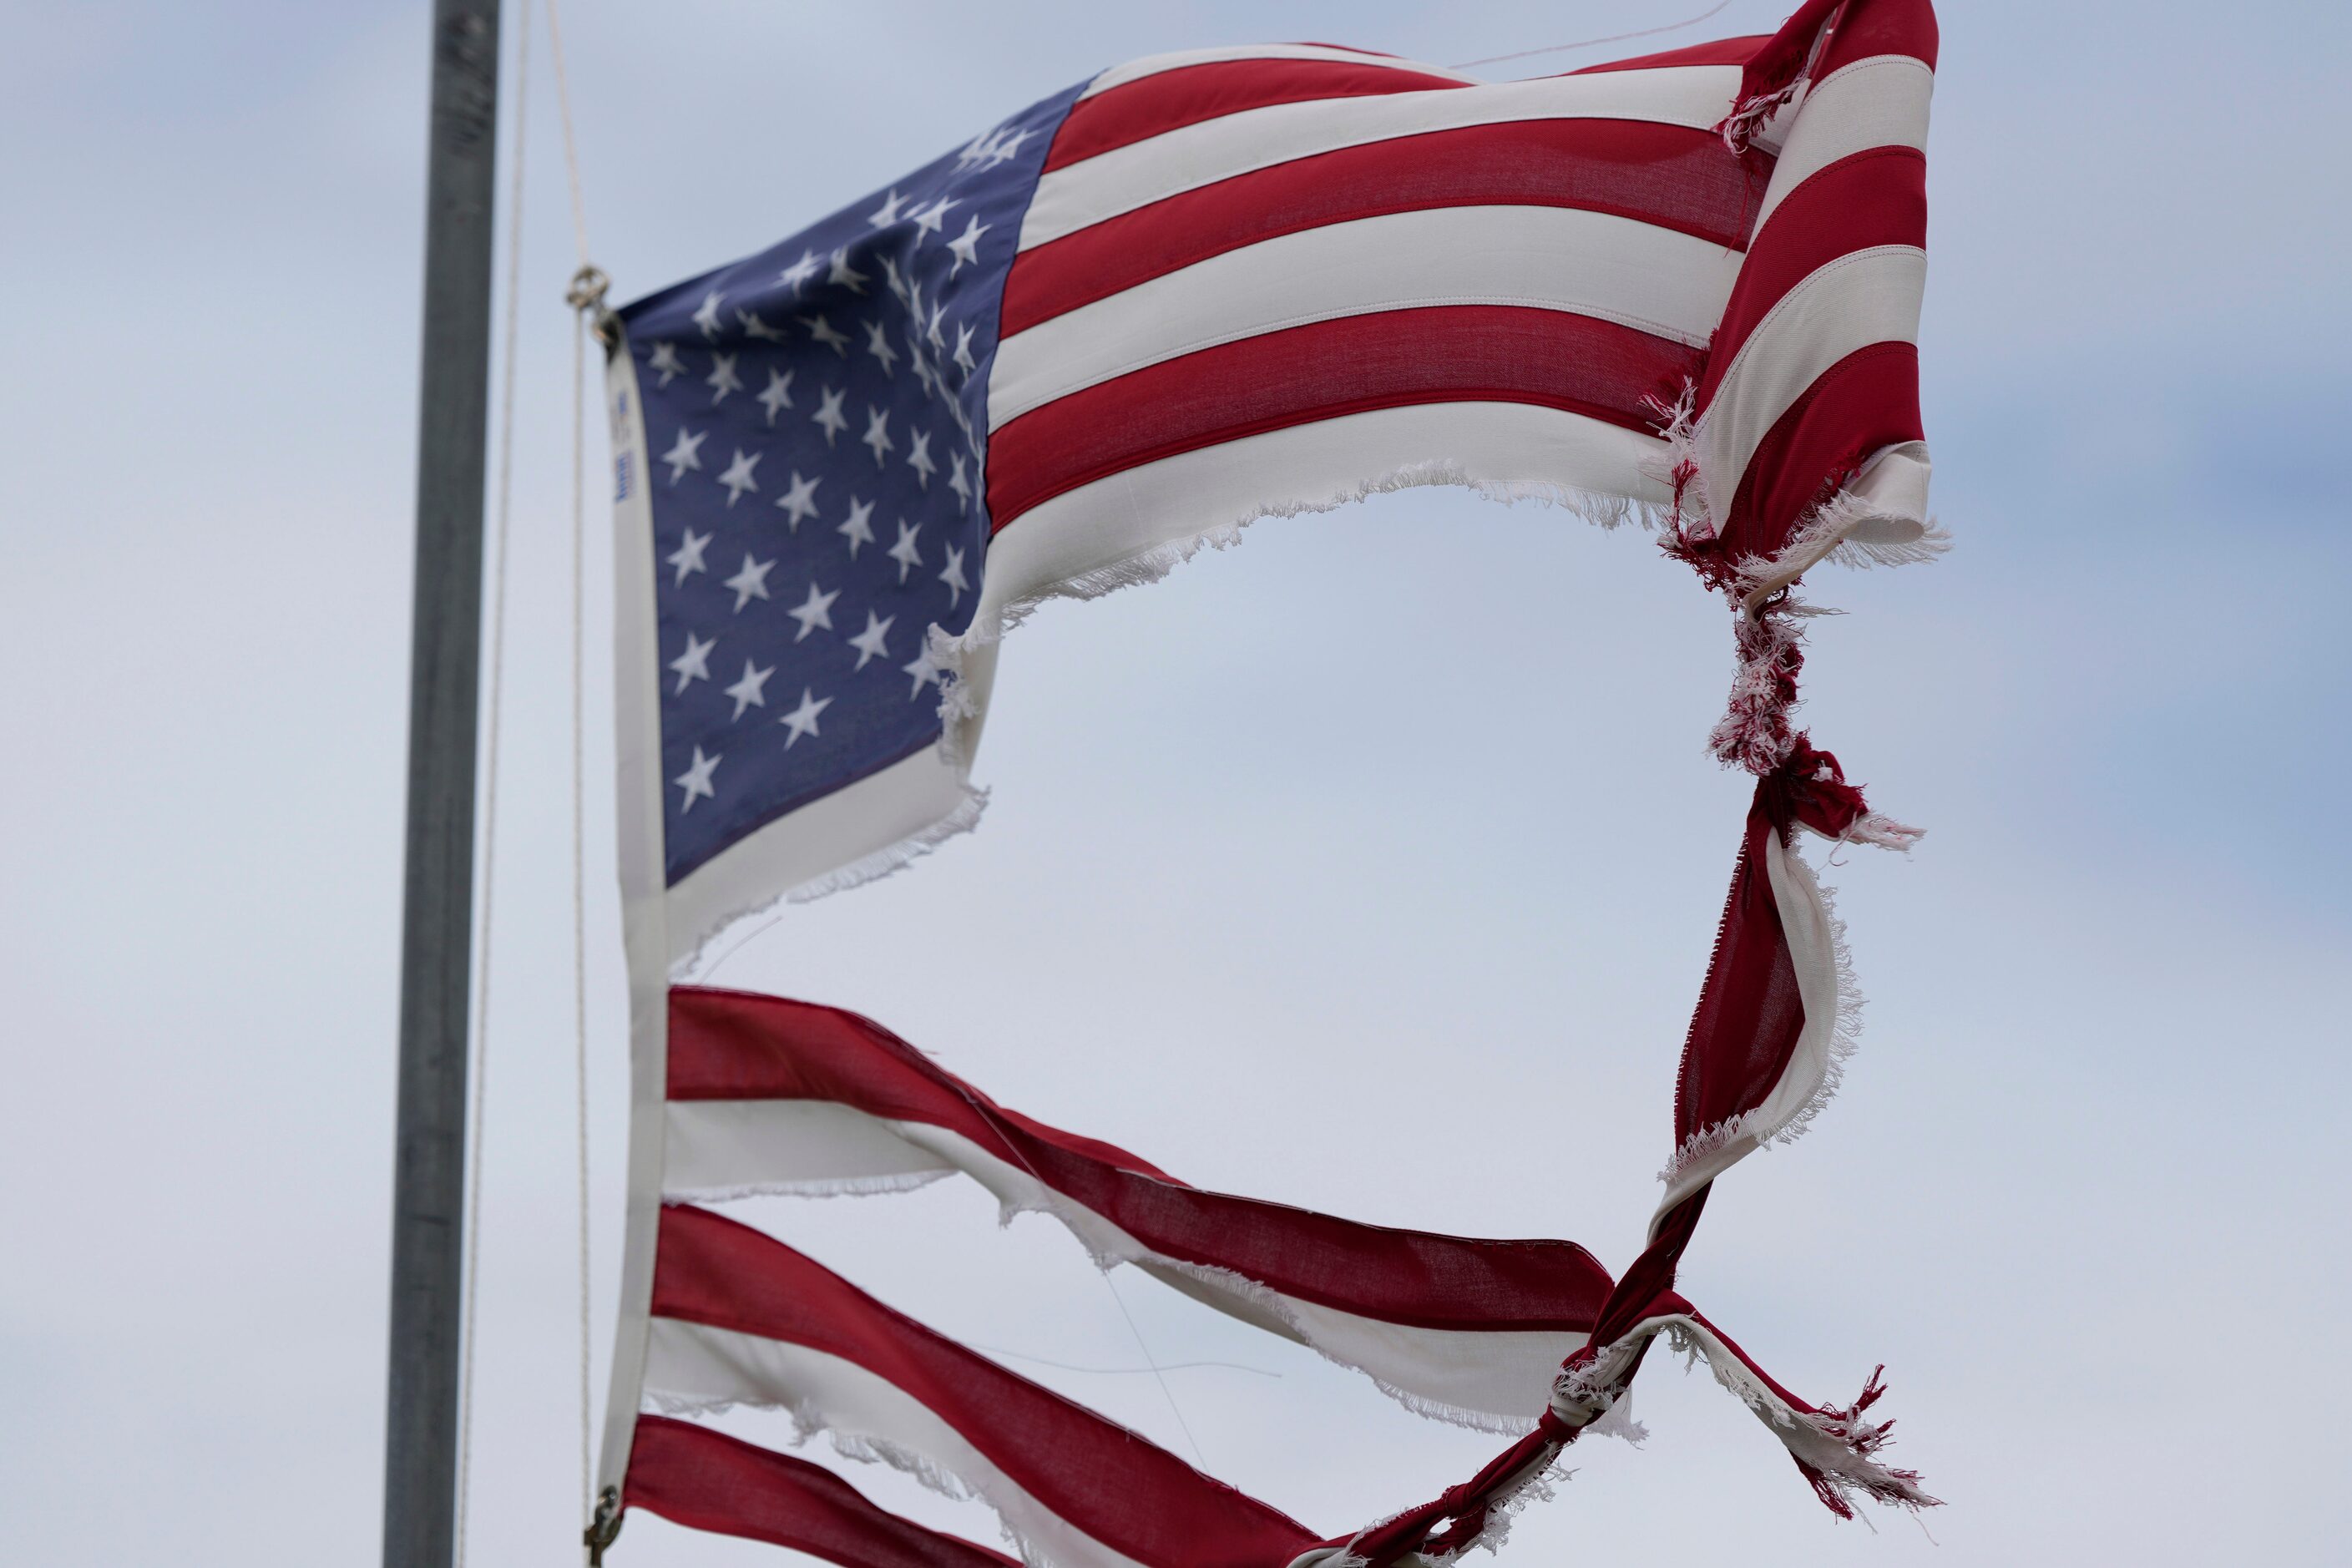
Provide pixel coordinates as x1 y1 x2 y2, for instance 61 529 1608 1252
669 989 1182 1180
670 986 1619 1333
1715 340 1924 561
651 1205 1321 1568
1694 145 1926 414
1568 33 1773 74
987 306 1699 533
1672 807 1807 1148
1005 119 1773 336
1729 0 1844 114
625 1415 1019 1568
1046 58 1466 173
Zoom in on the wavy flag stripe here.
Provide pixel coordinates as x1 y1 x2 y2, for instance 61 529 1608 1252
644 1204 1320 1568
625 1415 1021 1568
665 984 1615 1431
604 0 1936 941
625 976 1927 1560
1042 54 1475 172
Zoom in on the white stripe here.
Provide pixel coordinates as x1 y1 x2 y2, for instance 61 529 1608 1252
1750 830 1843 1154
1078 43 1479 100
1021 65 1746 250
1696 245 1927 516
1842 438 1933 545
979 402 1668 630
643 1321 1152 1568
665 1099 954 1198
989 205 1739 430
1752 55 1934 237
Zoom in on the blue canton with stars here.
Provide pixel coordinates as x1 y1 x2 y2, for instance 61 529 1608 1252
621 84 1081 888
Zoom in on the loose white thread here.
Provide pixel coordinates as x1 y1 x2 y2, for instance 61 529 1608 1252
1451 1 1737 69
933 1070 1212 1471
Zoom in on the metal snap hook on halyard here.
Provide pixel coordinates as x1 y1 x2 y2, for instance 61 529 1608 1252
566 263 619 352
584 1485 623 1565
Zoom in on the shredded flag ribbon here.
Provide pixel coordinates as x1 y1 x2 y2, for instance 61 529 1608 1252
589 2 1948 1560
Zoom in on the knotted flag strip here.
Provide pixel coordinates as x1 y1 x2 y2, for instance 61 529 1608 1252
591 2 1945 1560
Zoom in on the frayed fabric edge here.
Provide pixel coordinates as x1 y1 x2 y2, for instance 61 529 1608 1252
1737 488 1950 615
669 782 989 979
1546 1317 1935 1520
1001 1192 1554 1439
1657 1322 1938 1516
672 433 1940 951
1702 478 1949 787
1581 1391 1649 1446
1823 811 1926 853
1298 1444 1568 1568
1657 840 1863 1191
1131 1251 1550 1439
1644 377 1951 607
663 1169 954 1205
1457 1452 1571 1560
781 784 990 905
1638 384 1712 544
1372 1375 1542 1440
825 1426 1063 1567
928 458 1670 707
704 1143 1566 1437
1718 83 1802 153
646 1390 1060 1567
1749 845 1864 1157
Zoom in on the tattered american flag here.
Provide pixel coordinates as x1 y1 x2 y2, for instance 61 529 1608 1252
594 1 1945 1561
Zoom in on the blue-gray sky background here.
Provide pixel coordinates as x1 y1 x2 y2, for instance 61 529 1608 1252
2 2 2345 1563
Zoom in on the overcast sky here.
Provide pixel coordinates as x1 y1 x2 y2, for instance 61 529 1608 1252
3 2 2347 1564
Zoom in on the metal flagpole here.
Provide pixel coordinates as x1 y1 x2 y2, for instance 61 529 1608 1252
384 3 501 1566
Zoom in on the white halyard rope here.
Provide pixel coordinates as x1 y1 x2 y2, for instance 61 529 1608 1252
453 2 532 1565
454 0 609 1555
544 0 593 269
543 0 603 1549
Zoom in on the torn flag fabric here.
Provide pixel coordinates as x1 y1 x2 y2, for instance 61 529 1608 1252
590 1 1946 1560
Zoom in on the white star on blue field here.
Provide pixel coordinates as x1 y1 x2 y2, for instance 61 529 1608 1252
620 83 1080 883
